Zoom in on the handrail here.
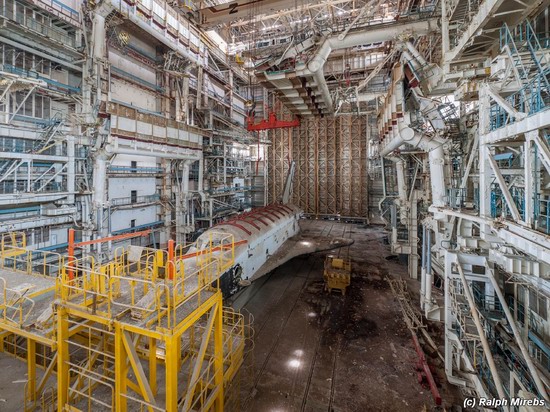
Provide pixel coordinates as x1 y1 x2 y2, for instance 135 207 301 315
57 232 236 329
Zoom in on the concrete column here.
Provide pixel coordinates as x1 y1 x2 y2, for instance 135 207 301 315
67 136 75 204
197 67 203 109
183 76 190 124
198 157 204 193
164 72 170 118
92 13 106 61
91 152 108 240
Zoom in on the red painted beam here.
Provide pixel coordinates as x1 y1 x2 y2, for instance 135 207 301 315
233 217 261 231
247 111 300 131
251 216 269 226
252 211 276 223
263 205 285 218
278 204 294 213
411 333 442 406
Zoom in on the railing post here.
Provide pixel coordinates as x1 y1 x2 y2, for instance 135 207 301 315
167 239 175 280
67 228 74 280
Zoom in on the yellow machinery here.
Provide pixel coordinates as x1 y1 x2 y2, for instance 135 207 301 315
0 231 250 412
323 255 351 295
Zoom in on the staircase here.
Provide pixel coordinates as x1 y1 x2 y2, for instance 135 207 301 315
0 113 66 193
488 20 550 131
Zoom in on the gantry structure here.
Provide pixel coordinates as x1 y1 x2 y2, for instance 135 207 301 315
208 0 550 402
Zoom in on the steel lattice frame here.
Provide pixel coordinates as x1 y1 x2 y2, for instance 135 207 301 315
268 115 367 218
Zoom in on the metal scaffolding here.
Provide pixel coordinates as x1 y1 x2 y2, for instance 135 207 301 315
268 114 368 218
0 231 248 411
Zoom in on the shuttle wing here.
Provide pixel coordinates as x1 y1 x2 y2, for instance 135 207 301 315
246 233 354 282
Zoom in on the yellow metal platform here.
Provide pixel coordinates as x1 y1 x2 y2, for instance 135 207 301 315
0 231 250 412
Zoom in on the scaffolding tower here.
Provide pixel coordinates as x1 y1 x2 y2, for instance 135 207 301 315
0 231 248 411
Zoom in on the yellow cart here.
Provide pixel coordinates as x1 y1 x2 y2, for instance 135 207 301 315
323 255 351 295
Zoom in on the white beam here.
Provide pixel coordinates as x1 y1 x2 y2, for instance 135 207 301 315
487 153 521 222
0 152 67 162
487 85 526 120
444 0 505 63
481 109 550 145
532 132 550 176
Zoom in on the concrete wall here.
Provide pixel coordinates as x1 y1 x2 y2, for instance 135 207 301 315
108 176 157 199
110 81 158 112
109 49 157 84
110 206 158 232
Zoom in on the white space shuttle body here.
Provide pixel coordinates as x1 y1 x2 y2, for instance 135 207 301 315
189 204 354 296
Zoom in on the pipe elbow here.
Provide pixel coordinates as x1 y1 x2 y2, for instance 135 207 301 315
308 58 323 73
398 123 416 142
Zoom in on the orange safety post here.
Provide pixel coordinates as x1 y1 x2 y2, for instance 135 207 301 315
167 239 175 280
68 228 75 280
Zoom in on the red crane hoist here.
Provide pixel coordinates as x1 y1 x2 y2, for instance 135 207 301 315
247 111 300 131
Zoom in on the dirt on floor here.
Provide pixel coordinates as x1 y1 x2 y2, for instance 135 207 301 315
234 220 464 412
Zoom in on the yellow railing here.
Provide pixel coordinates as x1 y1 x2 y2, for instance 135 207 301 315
184 307 245 381
222 308 246 381
57 256 113 317
113 246 167 282
1 232 26 256
0 246 64 278
57 233 236 330
186 356 220 412
0 277 35 326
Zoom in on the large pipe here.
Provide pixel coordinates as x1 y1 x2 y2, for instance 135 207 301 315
297 19 437 113
307 20 437 74
67 136 75 204
379 117 417 156
456 263 509 408
312 70 333 112
91 152 108 238
425 228 433 311
420 224 426 309
380 115 447 214
405 41 429 67
104 145 199 160
387 156 407 223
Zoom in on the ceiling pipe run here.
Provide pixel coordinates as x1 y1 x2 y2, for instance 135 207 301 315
297 19 438 113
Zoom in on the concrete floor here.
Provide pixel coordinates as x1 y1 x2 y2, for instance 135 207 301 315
0 352 49 412
231 219 463 412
